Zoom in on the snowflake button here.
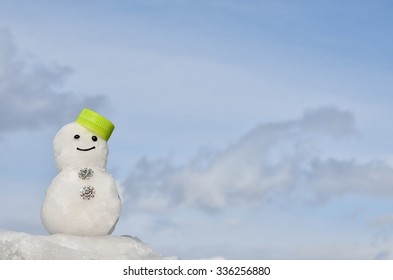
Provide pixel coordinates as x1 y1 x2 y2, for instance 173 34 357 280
78 168 94 180
80 185 96 200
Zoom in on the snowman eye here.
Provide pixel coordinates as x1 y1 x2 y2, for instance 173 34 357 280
74 134 80 139
92 136 98 142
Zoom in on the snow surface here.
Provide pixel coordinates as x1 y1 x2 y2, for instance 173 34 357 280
0 230 175 260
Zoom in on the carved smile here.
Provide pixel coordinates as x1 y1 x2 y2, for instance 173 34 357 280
77 146 96 152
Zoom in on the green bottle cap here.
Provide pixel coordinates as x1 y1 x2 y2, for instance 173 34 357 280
76 108 115 141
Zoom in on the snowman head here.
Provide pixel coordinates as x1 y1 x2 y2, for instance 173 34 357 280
53 109 115 171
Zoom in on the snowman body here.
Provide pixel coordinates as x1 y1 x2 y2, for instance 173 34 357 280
41 122 121 236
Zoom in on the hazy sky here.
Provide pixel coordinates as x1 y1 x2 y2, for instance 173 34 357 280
1 0 393 259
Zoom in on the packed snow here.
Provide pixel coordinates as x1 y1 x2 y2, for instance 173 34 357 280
0 230 174 260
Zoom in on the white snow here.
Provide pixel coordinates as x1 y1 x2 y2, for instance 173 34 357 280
0 230 175 260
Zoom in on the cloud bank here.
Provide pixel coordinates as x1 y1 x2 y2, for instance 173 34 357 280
124 106 393 211
0 29 106 135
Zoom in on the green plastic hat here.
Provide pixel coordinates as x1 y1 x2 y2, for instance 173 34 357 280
76 108 115 141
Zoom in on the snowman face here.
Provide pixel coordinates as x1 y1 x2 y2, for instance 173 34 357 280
53 122 109 171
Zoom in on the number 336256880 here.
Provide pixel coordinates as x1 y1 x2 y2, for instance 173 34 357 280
216 266 270 276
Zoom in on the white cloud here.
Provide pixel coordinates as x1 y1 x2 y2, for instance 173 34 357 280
371 214 393 228
0 29 107 134
308 158 393 200
124 106 389 211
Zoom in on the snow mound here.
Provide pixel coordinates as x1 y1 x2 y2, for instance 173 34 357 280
0 230 174 260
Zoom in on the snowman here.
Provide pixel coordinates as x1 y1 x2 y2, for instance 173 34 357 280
41 108 121 236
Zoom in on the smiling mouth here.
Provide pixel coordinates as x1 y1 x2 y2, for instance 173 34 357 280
77 146 96 152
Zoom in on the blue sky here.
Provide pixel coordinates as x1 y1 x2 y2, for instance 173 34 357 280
1 0 393 259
